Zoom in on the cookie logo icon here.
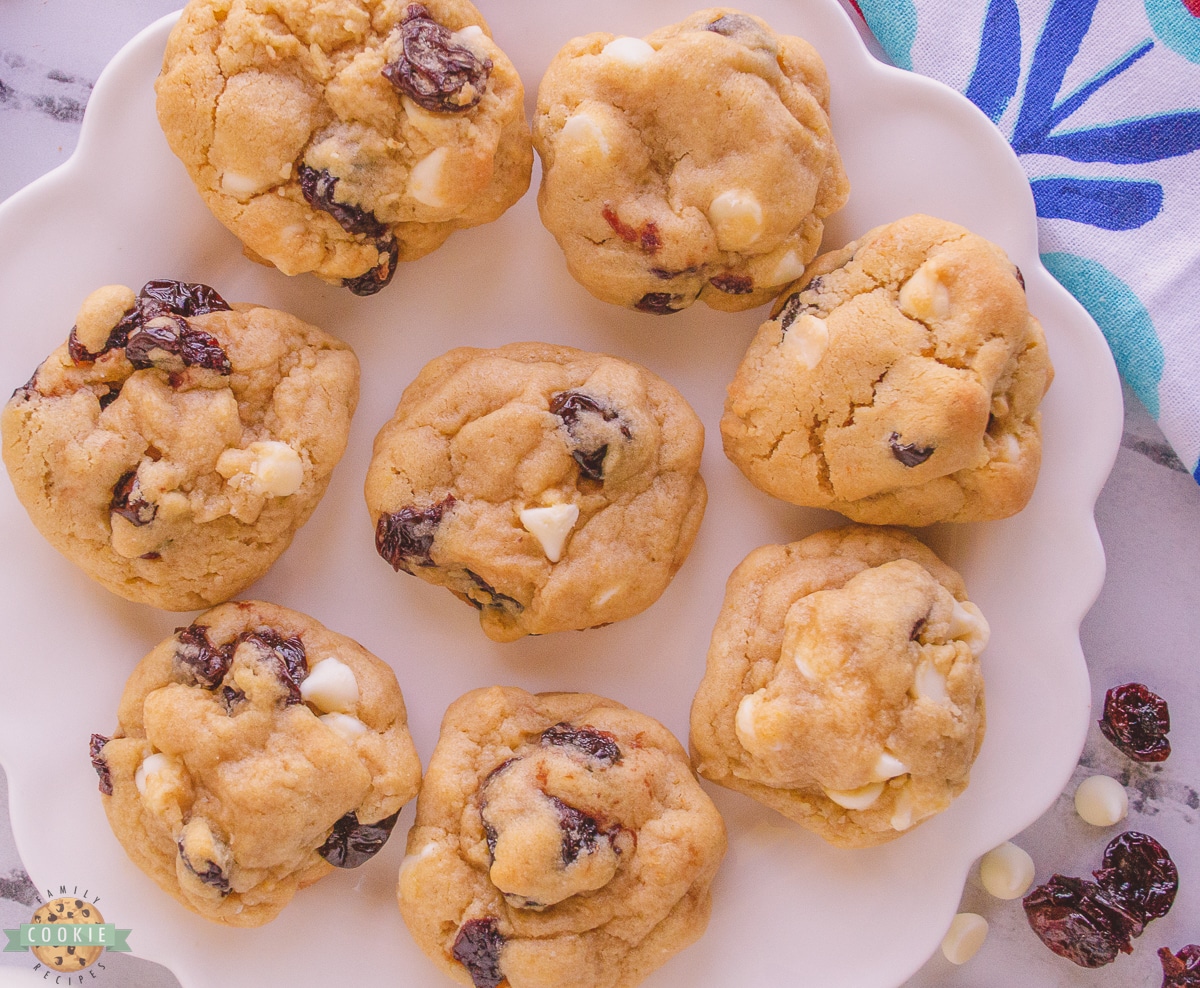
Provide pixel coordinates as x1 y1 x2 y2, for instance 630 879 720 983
29 897 105 972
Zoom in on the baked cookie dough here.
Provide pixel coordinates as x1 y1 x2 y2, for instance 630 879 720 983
690 526 987 848
364 342 707 641
90 600 423 926
533 8 849 313
2 280 359 610
721 214 1053 525
398 687 726 988
157 0 532 294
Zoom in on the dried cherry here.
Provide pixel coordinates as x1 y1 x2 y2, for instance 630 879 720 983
375 495 456 572
1095 831 1177 924
1159 945 1200 987
343 237 399 296
298 164 388 237
382 4 492 113
453 917 506 988
710 273 753 294
540 722 621 765
110 471 157 527
1099 682 1171 761
888 431 935 467
174 624 231 689
1023 874 1141 967
634 291 686 315
89 734 112 796
318 808 401 868
177 840 231 895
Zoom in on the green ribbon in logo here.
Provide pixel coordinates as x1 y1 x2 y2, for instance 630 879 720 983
4 924 132 952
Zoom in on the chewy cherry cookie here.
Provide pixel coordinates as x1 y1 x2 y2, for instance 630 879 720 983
721 214 1053 524
690 525 987 848
2 281 358 610
90 600 422 926
398 687 726 988
533 8 848 314
156 0 532 294
364 342 707 641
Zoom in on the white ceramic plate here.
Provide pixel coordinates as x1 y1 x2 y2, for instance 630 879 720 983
0 3 1122 987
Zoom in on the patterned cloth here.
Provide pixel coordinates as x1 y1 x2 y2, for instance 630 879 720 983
849 0 1200 482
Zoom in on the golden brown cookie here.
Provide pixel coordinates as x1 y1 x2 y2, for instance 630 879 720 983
690 526 987 848
156 0 532 294
2 280 359 610
398 687 726 988
364 342 707 641
90 600 423 926
721 214 1053 524
533 8 849 314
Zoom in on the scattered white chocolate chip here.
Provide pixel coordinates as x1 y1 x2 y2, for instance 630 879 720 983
708 189 764 251
519 504 579 563
560 112 611 157
889 785 916 831
734 692 763 750
135 752 175 796
994 433 1021 463
301 657 360 714
941 913 988 965
601 37 655 65
870 751 909 782
1074 774 1128 827
590 586 620 609
780 312 829 370
899 264 952 321
74 285 136 353
220 170 266 198
452 25 485 43
912 658 949 703
769 249 805 286
409 147 449 207
823 782 884 810
248 441 304 497
949 600 990 656
979 841 1036 899
319 712 370 741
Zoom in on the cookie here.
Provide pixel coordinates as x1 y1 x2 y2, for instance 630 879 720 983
29 898 105 972
398 687 726 988
364 342 707 641
90 600 423 926
2 280 359 610
689 525 987 848
156 0 532 294
721 214 1054 525
533 8 849 314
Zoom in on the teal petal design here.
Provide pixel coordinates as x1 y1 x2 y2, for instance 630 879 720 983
1145 0 1200 64
1041 252 1163 417
858 0 918 69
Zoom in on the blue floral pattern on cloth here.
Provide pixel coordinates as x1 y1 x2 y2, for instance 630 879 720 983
853 0 1200 482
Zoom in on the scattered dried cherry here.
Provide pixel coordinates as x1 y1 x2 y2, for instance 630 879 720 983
634 291 685 314
776 285 823 333
601 206 661 253
1159 945 1200 987
706 12 760 37
888 431 935 467
1023 874 1141 967
124 315 231 374
219 685 245 715
549 391 630 481
174 624 231 689
1094 831 1177 924
110 471 157 527
318 808 401 868
89 734 112 795
452 917 506 988
710 273 753 294
240 628 307 703
177 840 231 895
464 570 524 614
540 722 621 765
298 164 388 237
382 4 492 113
1099 683 1171 762
549 795 610 866
138 280 230 317
375 495 456 572
343 237 399 296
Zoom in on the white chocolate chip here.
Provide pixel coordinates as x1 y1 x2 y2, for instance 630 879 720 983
74 285 136 353
519 504 579 563
708 189 764 251
941 913 988 965
300 657 360 714
995 433 1021 463
409 147 449 207
780 313 829 370
949 600 990 656
135 752 175 795
560 112 611 157
769 250 806 286
979 841 1036 899
247 441 304 497
452 25 485 43
913 658 949 703
1074 774 1129 827
220 170 266 198
899 264 952 321
601 37 655 65
278 162 292 180
823 782 884 810
734 692 762 750
319 712 369 741
889 784 916 831
398 842 437 881
591 586 620 609
870 751 909 782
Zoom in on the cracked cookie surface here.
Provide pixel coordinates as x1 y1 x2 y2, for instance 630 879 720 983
2 281 359 610
690 525 987 848
721 214 1053 524
91 600 423 925
364 342 707 641
156 0 532 294
398 687 726 988
533 8 848 314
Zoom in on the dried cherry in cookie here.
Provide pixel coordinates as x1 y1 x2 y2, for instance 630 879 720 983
452 918 507 988
382 3 494 113
93 601 421 926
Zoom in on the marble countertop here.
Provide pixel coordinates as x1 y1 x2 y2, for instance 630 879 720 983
1 3 1197 987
